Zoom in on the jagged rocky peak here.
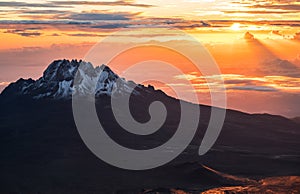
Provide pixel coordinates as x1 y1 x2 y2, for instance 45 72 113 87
42 59 112 82
0 59 149 100
43 59 82 82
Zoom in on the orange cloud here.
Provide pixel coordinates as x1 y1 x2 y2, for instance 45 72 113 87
173 73 300 92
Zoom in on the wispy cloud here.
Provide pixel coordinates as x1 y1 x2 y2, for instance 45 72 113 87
16 9 68 15
173 73 300 92
14 9 141 21
5 29 42 37
251 4 300 11
223 10 298 14
64 33 102 37
0 81 10 86
0 1 69 8
0 0 154 8
0 81 10 92
67 12 139 21
0 16 214 34
293 32 300 40
50 0 154 8
227 85 278 92
258 59 300 78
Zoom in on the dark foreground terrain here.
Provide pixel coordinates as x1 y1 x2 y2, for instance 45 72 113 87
0 94 299 194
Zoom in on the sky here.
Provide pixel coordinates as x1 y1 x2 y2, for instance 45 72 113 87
0 0 300 117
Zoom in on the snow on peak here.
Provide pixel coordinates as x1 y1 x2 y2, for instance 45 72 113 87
1 59 144 99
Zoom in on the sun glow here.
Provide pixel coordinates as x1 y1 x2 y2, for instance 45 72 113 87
231 23 241 31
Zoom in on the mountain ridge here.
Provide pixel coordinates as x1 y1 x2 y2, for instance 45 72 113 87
0 59 158 100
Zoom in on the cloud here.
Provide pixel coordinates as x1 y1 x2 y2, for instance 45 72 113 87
173 73 300 92
0 1 69 8
232 0 300 11
271 30 283 36
50 33 60 36
65 33 102 37
258 59 300 78
223 10 297 14
251 4 300 11
16 9 68 15
1 17 300 32
5 29 42 37
173 22 211 29
2 1 300 33
0 81 10 92
16 10 140 21
0 16 213 32
0 81 10 86
91 23 129 29
50 0 154 8
227 85 279 92
0 20 89 25
268 30 288 39
65 12 139 21
293 32 300 40
185 19 300 28
174 74 199 80
0 0 154 9
224 79 257 85
294 54 300 65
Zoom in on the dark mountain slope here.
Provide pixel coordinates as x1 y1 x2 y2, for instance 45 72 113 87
0 59 299 193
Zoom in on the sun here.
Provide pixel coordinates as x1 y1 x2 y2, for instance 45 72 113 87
231 23 241 31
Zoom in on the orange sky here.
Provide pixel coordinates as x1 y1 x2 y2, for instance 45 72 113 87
0 0 300 117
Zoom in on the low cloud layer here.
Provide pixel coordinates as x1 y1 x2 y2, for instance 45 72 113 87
50 0 154 8
258 59 300 78
173 73 300 93
0 0 153 8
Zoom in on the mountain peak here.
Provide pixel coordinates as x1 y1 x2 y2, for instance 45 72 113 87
1 59 144 100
